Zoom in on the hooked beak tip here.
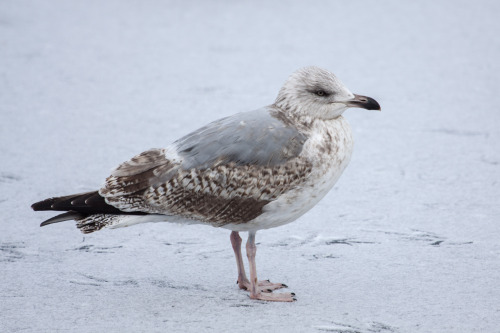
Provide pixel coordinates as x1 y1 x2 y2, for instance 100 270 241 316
348 94 381 111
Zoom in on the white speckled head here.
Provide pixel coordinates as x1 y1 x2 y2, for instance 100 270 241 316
275 66 380 120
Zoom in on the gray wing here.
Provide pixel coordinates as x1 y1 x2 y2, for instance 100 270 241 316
175 107 307 169
100 107 311 225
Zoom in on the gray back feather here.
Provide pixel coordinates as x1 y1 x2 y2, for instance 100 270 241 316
175 107 308 170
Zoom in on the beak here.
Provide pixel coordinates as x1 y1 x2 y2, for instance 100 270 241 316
345 94 381 111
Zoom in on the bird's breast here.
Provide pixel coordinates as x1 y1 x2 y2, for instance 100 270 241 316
302 115 354 178
289 116 353 206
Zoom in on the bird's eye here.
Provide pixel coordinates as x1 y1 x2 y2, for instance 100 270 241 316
315 90 327 97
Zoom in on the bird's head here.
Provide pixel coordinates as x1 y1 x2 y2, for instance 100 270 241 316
275 66 380 120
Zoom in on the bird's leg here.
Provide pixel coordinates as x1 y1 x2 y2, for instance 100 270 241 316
246 231 259 297
245 231 296 302
230 231 287 293
230 231 251 290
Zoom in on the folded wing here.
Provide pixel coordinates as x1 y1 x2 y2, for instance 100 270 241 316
100 107 312 225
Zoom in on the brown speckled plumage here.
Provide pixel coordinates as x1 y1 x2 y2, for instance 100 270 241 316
76 214 120 234
102 158 312 227
32 66 380 302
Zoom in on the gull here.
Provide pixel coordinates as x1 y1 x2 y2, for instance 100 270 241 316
32 66 380 302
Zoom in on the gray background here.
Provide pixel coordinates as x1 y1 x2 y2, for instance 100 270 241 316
1 1 499 332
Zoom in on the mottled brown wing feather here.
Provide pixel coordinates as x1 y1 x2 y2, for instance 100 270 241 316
110 148 168 177
99 109 312 225
103 159 312 226
100 148 180 197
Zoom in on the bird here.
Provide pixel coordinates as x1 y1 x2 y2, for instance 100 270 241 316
32 66 380 302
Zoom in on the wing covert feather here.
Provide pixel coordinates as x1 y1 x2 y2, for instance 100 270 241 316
99 108 311 224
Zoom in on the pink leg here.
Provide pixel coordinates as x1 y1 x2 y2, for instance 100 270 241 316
230 231 251 289
230 231 288 293
245 231 295 302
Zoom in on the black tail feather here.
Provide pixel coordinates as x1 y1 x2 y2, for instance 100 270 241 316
32 191 127 215
32 191 147 228
40 211 87 227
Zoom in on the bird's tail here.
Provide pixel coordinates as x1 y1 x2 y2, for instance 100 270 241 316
31 191 124 214
39 211 87 226
31 191 147 233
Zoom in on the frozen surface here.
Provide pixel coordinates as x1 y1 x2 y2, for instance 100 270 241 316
1 1 499 332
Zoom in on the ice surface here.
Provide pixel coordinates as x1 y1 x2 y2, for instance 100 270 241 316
1 1 499 332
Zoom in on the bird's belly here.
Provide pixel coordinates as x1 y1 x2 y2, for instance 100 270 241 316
224 116 353 232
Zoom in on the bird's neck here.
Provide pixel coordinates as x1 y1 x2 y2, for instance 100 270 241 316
271 103 344 130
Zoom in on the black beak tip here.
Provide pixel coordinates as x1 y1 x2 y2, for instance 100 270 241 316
366 96 381 111
351 94 381 111
359 96 381 111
